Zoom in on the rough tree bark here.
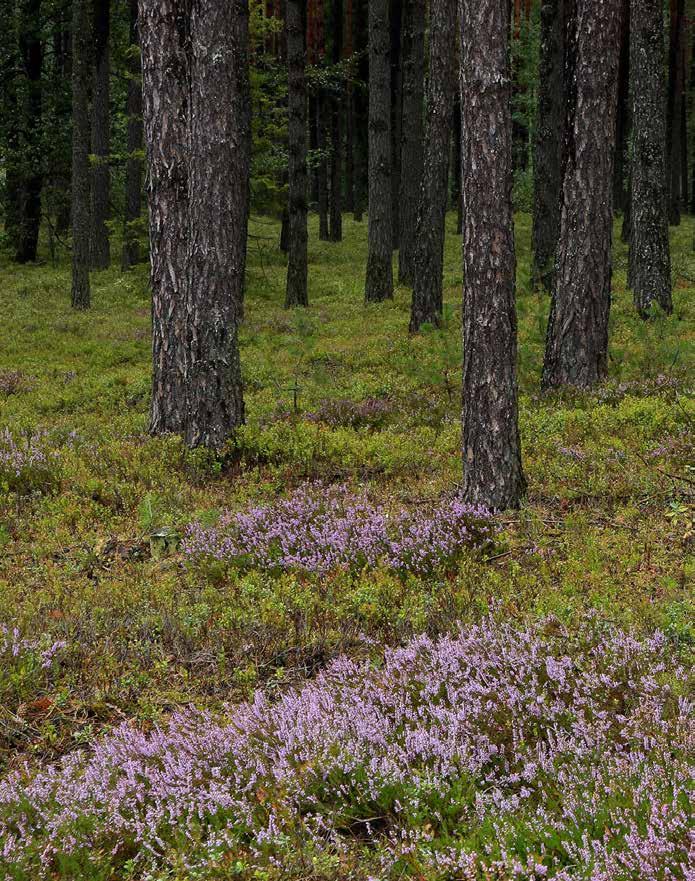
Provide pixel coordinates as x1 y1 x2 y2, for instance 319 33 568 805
329 0 343 241
140 0 191 433
629 0 672 317
531 0 565 292
452 97 462 234
185 0 249 449
666 0 684 225
397 0 425 284
409 0 456 331
15 0 43 264
542 0 624 391
459 0 526 510
390 0 402 249
285 0 309 307
365 0 393 301
71 0 91 308
90 0 111 269
122 0 143 270
613 0 630 216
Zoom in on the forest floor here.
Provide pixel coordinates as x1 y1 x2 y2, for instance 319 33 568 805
0 213 693 879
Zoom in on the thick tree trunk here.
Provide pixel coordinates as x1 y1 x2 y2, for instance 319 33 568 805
542 0 623 391
666 0 684 225
531 0 565 292
409 0 456 331
459 0 525 511
285 0 309 307
90 0 111 269
185 0 249 449
629 0 672 318
365 0 393 301
122 0 143 270
71 0 91 309
613 0 630 216
452 97 462 233
15 0 43 264
141 0 191 433
397 0 425 284
390 0 402 249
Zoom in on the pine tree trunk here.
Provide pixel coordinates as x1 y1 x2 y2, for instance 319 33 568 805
15 0 43 264
317 91 330 240
185 0 249 449
542 0 624 391
1 22 21 253
452 97 462 233
352 0 369 221
329 95 343 240
122 0 143 270
613 0 630 216
397 0 425 285
531 0 565 292
71 0 91 309
390 0 402 249
365 0 393 301
344 0 355 213
459 0 525 511
629 0 672 318
328 0 343 241
666 0 684 225
285 0 309 307
141 0 191 433
409 0 456 331
90 0 111 269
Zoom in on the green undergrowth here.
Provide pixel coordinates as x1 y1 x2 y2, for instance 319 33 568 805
0 212 693 775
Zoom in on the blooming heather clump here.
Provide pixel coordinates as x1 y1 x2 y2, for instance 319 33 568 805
0 617 691 879
0 430 52 493
182 484 494 576
305 396 394 429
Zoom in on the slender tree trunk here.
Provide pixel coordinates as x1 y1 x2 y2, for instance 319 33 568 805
390 0 402 249
629 0 672 317
365 0 393 301
397 0 425 284
141 0 190 433
280 206 290 252
317 91 330 239
122 0 143 270
1 14 20 253
15 0 43 264
90 0 111 269
185 0 249 449
329 0 343 241
542 0 624 391
344 0 355 212
666 0 684 225
409 0 456 331
459 0 525 511
352 0 369 221
531 0 565 292
71 0 91 309
285 0 309 307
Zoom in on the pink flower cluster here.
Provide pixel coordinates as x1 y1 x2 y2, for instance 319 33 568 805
182 483 494 576
0 429 47 479
0 617 691 879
